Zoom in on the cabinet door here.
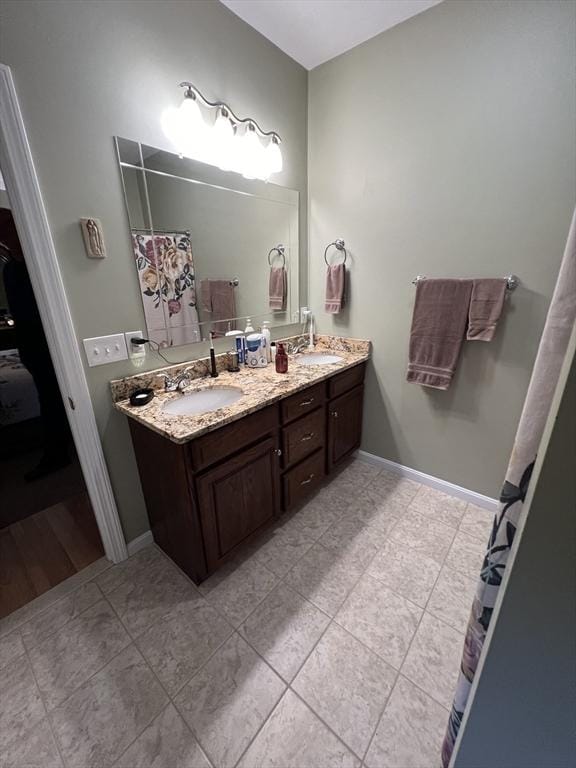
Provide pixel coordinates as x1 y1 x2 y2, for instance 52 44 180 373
196 436 281 571
327 384 364 471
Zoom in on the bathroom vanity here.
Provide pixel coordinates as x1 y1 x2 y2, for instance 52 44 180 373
112 337 369 584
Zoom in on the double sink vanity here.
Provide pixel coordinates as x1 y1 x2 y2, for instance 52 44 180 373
112 336 370 584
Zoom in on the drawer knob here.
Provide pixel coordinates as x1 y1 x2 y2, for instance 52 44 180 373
299 398 314 407
300 473 315 486
300 432 315 442
331 410 339 418
275 448 282 456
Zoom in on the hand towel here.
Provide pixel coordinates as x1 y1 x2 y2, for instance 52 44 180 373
325 264 345 313
466 278 508 341
199 279 236 337
269 267 287 311
407 279 473 390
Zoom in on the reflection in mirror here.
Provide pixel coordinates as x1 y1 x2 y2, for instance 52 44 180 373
115 137 299 347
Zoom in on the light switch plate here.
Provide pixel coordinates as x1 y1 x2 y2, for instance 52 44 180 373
83 333 128 367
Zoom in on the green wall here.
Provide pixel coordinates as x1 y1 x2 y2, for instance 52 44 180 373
0 0 308 541
308 0 576 497
1 0 574 543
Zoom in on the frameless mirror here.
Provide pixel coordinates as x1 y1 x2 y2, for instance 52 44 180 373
115 137 299 347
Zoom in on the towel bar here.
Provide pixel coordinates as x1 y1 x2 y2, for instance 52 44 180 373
412 274 519 291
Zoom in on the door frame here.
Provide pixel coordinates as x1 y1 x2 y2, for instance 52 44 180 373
0 63 127 563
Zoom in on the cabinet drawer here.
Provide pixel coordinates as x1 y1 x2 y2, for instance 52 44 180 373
282 448 325 510
282 407 325 469
281 382 326 424
328 363 366 399
190 404 279 472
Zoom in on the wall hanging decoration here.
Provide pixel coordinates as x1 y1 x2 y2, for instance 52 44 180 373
162 82 283 182
79 217 106 258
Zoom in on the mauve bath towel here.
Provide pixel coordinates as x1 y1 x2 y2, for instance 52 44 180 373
467 278 508 341
269 266 287 311
407 279 473 390
325 264 345 313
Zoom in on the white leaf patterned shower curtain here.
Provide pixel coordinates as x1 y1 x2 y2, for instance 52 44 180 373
442 208 576 766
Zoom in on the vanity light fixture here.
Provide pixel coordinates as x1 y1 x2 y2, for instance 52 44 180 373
162 82 283 181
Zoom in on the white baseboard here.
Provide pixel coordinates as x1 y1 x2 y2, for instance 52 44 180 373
127 530 154 556
356 450 499 511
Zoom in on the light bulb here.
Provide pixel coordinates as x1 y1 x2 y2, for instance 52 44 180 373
212 109 235 171
265 137 283 175
167 93 208 160
240 124 267 180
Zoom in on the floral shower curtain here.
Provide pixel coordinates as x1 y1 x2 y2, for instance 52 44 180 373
442 208 576 767
132 231 202 346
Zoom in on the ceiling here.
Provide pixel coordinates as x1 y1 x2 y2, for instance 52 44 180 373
219 0 443 70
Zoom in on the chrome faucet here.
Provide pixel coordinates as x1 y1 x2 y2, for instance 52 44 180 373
286 336 309 355
158 366 194 392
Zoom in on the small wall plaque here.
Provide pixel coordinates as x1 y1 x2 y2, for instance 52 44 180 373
80 217 106 258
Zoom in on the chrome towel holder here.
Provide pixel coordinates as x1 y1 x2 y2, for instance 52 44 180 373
268 244 286 267
324 238 347 266
412 274 520 291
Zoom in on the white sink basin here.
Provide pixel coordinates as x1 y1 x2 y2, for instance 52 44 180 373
295 352 344 366
162 386 244 416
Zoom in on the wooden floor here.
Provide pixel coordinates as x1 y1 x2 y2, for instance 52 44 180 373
0 491 104 619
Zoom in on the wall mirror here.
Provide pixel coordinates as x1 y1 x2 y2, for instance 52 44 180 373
115 137 299 347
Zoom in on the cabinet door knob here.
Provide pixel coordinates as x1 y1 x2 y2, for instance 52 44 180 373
300 473 315 486
299 398 314 407
331 410 338 418
300 432 315 442
275 448 282 456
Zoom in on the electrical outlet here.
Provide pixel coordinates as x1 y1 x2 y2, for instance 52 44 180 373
125 330 144 356
125 330 146 367
83 334 128 367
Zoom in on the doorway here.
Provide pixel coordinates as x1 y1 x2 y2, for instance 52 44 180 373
0 63 128 623
0 197 104 617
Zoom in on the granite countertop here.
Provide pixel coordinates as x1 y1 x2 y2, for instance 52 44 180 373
111 335 370 444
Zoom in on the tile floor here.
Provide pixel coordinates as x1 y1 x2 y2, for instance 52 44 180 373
0 458 492 768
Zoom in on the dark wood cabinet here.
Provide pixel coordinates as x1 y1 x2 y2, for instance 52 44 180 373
128 361 366 583
196 436 280 571
327 384 365 470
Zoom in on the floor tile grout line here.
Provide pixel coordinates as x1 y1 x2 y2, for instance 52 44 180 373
0 563 110 641
23 597 134 710
227 530 369 767
81 595 201 768
237 501 400 764
102 592 222 766
17 582 105 654
27 592 171 767
170 631 286 768
18 631 69 768
329 472 465 750
290 616 402 765
116 698 215 768
101 586 232 704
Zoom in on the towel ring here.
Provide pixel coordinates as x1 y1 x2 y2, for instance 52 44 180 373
268 244 286 268
324 238 347 266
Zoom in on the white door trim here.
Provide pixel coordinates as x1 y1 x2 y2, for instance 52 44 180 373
0 63 127 563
